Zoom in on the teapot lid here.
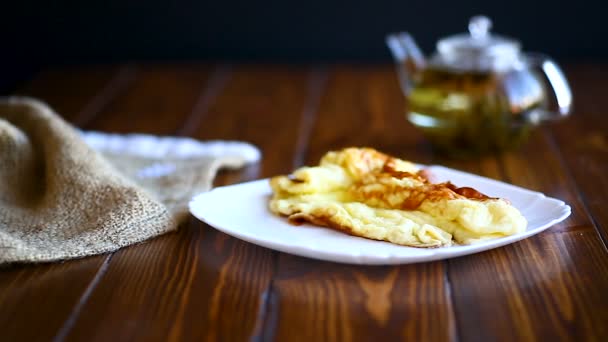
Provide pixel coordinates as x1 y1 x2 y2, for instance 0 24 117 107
436 16 521 71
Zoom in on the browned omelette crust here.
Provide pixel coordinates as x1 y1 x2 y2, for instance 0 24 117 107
288 211 362 239
343 148 495 210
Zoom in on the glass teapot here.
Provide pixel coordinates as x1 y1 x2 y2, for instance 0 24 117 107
386 15 572 156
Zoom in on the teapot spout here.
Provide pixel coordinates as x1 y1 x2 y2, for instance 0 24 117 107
386 33 426 95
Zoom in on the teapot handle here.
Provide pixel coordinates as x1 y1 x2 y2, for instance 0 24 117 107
386 33 425 95
525 53 573 122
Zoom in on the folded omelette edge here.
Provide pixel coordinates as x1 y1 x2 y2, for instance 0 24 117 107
268 147 527 248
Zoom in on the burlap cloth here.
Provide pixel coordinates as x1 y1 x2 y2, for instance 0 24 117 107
0 97 260 264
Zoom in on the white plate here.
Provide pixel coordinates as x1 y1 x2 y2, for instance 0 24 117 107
189 166 571 265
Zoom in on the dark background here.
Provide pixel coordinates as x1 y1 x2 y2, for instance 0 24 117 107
3 0 607 91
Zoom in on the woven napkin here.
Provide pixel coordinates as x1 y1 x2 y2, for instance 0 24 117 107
0 97 260 264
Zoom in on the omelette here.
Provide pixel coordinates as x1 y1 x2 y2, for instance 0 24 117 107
269 148 527 247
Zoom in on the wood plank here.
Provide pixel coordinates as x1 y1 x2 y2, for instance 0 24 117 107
63 66 313 341
268 66 456 341
84 64 212 134
272 257 452 341
450 231 608 341
446 123 608 340
304 66 431 165
0 258 111 342
14 65 132 124
548 65 608 244
0 66 126 342
501 132 592 233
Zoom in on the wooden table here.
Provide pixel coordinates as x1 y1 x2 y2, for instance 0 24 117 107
1 64 607 342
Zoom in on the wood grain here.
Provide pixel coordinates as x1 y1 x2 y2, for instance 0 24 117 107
304 66 432 165
63 66 314 341
84 64 212 134
549 65 608 244
450 231 608 341
446 116 608 340
267 66 456 342
272 257 454 342
0 66 125 342
501 132 592 233
15 65 129 124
